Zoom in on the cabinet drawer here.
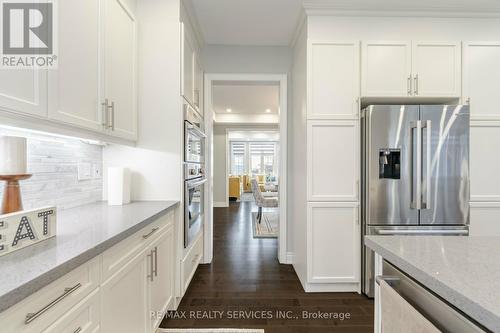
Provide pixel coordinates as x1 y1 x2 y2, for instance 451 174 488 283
0 257 99 333
101 211 174 282
42 289 100 333
181 232 203 293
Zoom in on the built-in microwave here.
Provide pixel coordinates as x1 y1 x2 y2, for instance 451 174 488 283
184 104 205 164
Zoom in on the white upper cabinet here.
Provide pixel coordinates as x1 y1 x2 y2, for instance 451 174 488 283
0 69 48 118
308 41 360 119
307 120 359 202
193 53 203 114
307 202 360 284
362 41 412 97
412 42 461 97
463 42 500 120
103 0 137 140
181 22 195 108
48 0 102 131
362 41 461 98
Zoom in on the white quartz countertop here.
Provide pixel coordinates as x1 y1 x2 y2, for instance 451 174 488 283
0 200 179 313
365 236 500 332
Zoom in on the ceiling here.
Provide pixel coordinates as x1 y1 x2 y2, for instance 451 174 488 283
189 0 303 46
212 84 279 115
188 0 500 46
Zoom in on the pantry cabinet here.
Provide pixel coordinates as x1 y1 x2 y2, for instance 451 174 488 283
307 202 360 284
307 120 359 202
48 0 103 131
463 42 500 120
308 41 360 119
362 41 461 97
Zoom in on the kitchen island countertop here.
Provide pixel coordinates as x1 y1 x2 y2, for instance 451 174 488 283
0 200 179 313
365 236 500 332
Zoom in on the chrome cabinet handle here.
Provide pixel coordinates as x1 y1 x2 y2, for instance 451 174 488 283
110 101 115 131
376 275 400 286
142 227 159 239
407 76 412 95
153 246 158 277
414 74 419 95
147 250 154 281
101 99 109 127
377 229 469 235
25 283 82 324
73 327 82 333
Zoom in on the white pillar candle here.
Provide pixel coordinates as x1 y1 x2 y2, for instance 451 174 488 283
0 136 27 175
108 167 131 206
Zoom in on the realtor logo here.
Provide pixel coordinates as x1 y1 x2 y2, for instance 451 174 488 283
1 0 57 68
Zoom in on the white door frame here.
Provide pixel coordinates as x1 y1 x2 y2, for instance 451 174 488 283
204 73 288 264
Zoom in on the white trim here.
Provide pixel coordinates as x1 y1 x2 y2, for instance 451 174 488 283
289 9 307 48
213 201 228 208
285 252 294 265
204 73 289 265
180 0 205 48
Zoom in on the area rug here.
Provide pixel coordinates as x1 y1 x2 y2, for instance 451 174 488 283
252 211 278 238
156 328 264 333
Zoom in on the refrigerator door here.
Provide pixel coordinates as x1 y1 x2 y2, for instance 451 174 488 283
419 105 470 226
365 105 420 226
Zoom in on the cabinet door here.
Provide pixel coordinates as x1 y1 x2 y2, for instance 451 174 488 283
307 120 359 201
193 53 203 114
463 42 500 120
470 123 500 202
362 41 412 97
101 252 148 333
0 68 47 117
412 42 461 97
308 41 360 120
48 0 103 131
307 202 360 284
104 0 137 140
149 226 175 331
181 22 195 107
470 203 500 236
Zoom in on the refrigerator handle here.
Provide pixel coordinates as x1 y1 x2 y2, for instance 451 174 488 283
422 120 432 210
410 121 422 210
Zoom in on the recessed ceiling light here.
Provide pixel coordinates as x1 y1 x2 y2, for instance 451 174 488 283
226 108 232 113
265 109 271 113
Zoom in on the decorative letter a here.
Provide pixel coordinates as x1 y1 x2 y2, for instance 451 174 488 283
12 216 37 246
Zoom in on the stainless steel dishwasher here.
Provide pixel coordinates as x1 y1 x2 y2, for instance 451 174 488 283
377 260 489 333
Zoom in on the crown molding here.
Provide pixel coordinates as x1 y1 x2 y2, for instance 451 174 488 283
181 0 205 48
289 9 307 47
302 1 500 18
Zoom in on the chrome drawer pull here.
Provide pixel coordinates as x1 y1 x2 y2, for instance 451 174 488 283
142 227 159 239
153 246 158 277
73 327 82 333
25 283 82 324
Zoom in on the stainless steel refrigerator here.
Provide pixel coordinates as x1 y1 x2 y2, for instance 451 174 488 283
361 105 470 298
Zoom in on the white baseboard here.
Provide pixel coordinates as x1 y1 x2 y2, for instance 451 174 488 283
285 252 294 264
213 201 228 208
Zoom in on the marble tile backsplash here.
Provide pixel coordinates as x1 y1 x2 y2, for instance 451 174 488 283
0 128 103 211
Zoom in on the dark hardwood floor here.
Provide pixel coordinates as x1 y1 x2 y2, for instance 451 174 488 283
161 201 374 332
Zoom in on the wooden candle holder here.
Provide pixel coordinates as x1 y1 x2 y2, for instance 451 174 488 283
0 174 32 215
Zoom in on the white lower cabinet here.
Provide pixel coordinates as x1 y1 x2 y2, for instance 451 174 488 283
307 202 360 287
181 232 203 294
470 203 500 236
0 213 177 333
149 226 175 331
101 251 149 333
42 289 100 333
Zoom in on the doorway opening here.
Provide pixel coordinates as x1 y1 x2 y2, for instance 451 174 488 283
204 74 288 264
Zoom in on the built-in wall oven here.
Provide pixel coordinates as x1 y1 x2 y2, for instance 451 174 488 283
184 104 206 248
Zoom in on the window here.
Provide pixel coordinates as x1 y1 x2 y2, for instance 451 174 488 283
230 142 246 175
230 141 278 177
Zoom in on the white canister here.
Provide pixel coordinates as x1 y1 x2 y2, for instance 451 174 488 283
107 167 131 206
0 136 27 175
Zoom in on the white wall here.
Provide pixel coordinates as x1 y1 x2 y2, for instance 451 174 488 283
202 45 292 74
290 22 308 285
213 123 279 206
103 0 182 202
